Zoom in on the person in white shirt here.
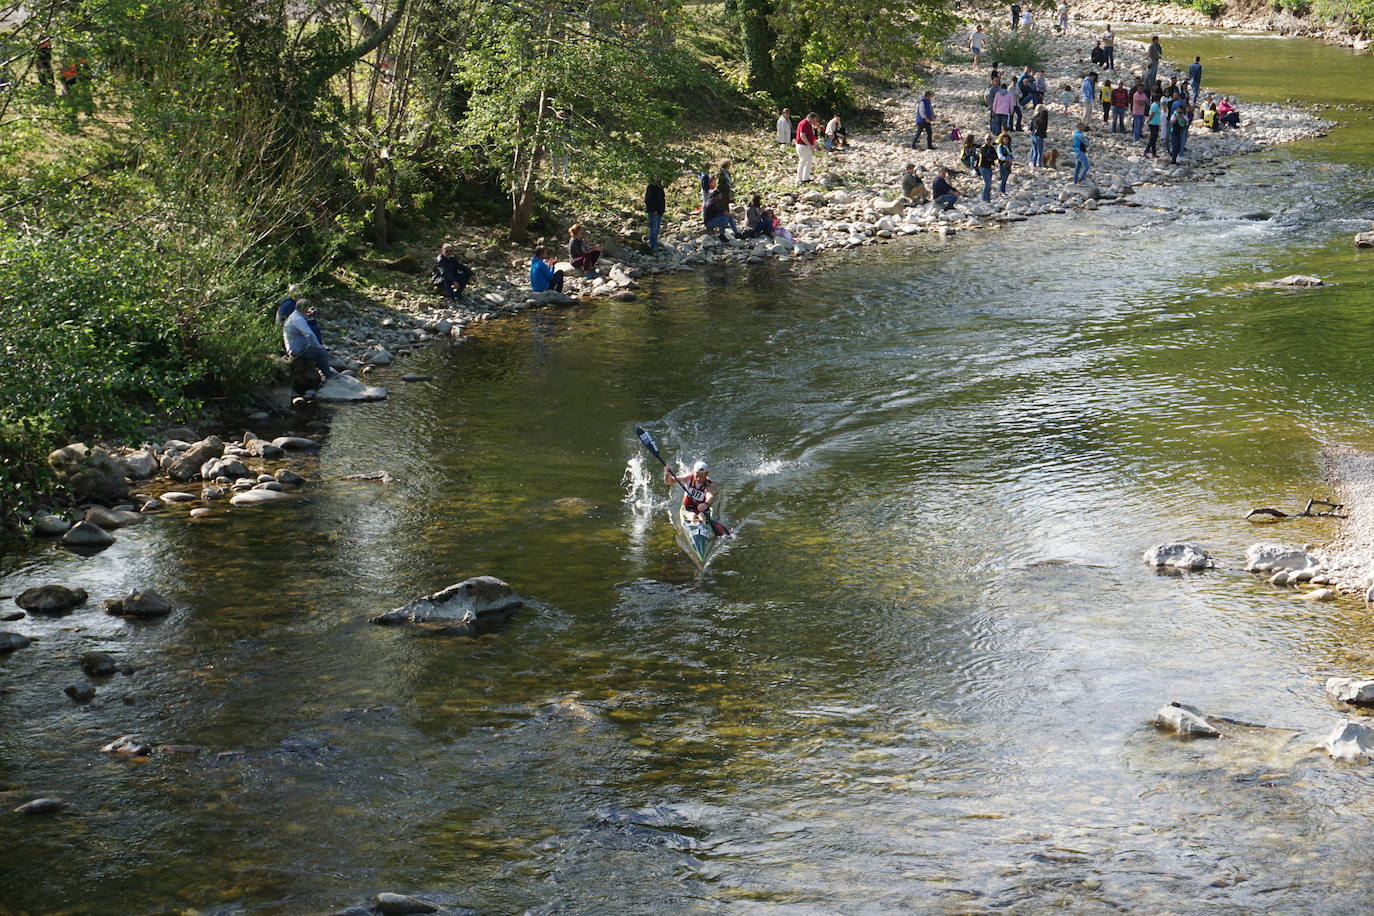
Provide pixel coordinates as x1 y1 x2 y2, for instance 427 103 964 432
281 299 338 381
776 108 792 145
1021 8 1033 29
968 26 986 65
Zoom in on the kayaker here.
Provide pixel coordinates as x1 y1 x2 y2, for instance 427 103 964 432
665 460 718 523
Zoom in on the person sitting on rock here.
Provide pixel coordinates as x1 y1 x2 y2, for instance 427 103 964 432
702 190 741 241
931 167 960 210
567 224 602 276
824 114 848 150
433 242 474 300
530 248 564 293
744 193 775 238
1201 102 1219 131
901 164 929 203
282 298 338 381
1217 97 1240 128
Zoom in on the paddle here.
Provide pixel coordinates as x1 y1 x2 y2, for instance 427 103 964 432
634 426 730 538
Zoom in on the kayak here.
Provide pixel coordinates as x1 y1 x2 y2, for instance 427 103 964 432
672 502 721 569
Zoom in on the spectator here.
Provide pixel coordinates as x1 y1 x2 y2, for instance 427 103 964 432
1021 7 1034 30
1146 36 1163 90
1102 25 1116 71
1090 41 1106 67
529 248 564 293
1110 81 1128 133
901 164 929 203
960 133 979 169
644 177 666 251
931 167 961 210
1144 94 1162 158
35 35 53 90
567 224 602 276
976 134 996 202
968 25 987 66
776 108 792 145
824 114 848 151
1072 123 1090 184
992 82 1015 135
1029 104 1048 167
1099 79 1112 124
1131 82 1149 140
1058 2 1070 35
1201 102 1218 131
913 91 935 150
282 298 337 381
744 193 774 237
715 160 734 205
1081 71 1097 125
698 167 713 206
1168 103 1188 163
996 131 1014 193
1189 57 1203 104
703 190 741 240
1060 83 1075 110
433 243 474 300
1010 2 1021 30
796 112 819 184
1217 96 1240 128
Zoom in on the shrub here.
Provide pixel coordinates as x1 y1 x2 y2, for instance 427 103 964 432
1192 0 1226 17
987 29 1049 70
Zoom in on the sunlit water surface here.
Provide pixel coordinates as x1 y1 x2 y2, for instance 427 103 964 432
3 30 1374 915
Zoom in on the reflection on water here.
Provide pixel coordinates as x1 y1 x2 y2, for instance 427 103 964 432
4 31 1374 916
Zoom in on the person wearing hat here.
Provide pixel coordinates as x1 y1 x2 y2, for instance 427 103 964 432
664 459 717 524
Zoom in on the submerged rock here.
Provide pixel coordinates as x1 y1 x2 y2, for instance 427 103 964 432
1264 274 1325 288
372 893 440 915
16 584 87 614
229 489 293 507
80 651 117 676
271 436 321 451
100 735 152 757
0 632 33 653
371 576 523 636
1154 702 1221 738
104 589 174 619
317 374 388 402
1319 720 1374 761
64 680 96 702
1142 543 1213 570
84 506 144 529
14 797 66 816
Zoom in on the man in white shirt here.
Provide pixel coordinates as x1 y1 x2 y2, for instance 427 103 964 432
776 108 792 144
281 299 338 381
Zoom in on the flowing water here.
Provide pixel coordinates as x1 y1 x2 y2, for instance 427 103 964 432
4 31 1374 916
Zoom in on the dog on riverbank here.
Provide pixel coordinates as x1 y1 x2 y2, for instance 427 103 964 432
1045 148 1060 169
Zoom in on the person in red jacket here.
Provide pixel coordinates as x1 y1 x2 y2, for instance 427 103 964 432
795 112 819 184
1110 83 1129 133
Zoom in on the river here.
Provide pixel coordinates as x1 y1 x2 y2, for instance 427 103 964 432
3 29 1374 916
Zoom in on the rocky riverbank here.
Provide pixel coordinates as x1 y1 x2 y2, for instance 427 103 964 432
303 22 1330 385
1068 0 1372 50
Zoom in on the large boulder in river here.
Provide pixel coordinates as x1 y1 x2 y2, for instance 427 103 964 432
16 584 87 614
1143 543 1213 570
163 437 224 481
1244 542 1317 573
84 507 144 529
60 521 115 550
1326 677 1374 706
1320 720 1374 761
316 373 387 402
371 576 523 636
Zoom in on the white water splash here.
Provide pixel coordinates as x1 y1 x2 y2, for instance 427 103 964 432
622 453 660 558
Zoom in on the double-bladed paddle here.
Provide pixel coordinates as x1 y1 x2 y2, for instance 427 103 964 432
634 426 730 537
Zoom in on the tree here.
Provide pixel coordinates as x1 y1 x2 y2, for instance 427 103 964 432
446 0 685 240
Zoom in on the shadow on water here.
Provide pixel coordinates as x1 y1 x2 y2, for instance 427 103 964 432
4 30 1374 915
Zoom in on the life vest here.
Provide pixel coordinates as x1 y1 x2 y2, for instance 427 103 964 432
682 475 711 511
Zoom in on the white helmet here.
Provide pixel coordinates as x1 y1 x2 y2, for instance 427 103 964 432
691 460 708 474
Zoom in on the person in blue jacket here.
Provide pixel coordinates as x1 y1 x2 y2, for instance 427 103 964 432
530 248 564 293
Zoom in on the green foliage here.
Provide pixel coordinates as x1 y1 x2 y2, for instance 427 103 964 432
988 28 1049 70
1191 0 1226 17
1310 0 1374 25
